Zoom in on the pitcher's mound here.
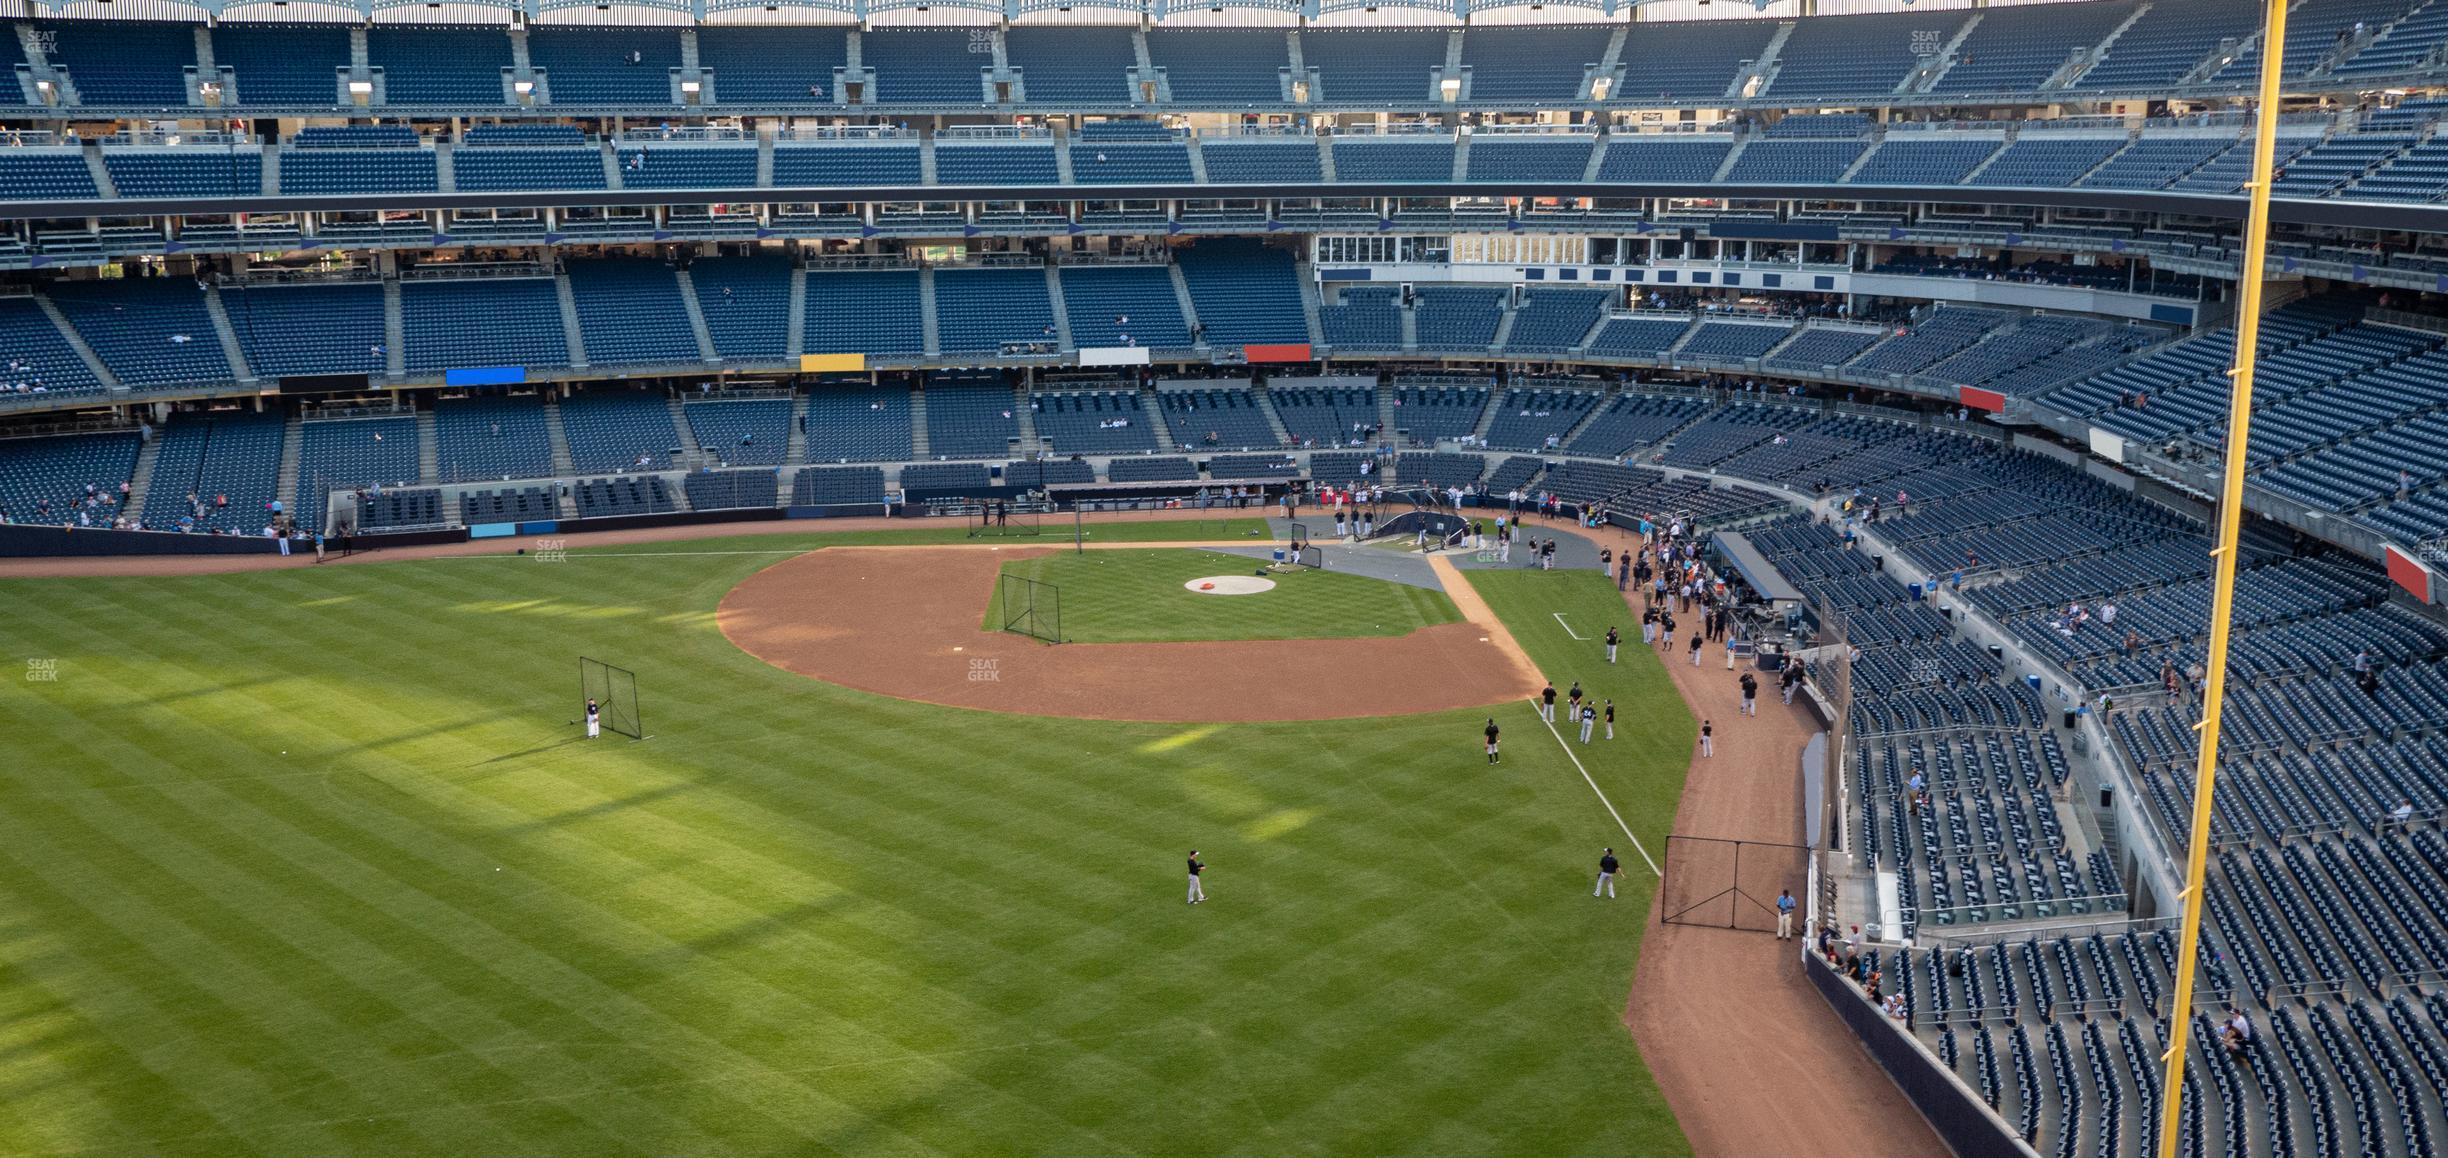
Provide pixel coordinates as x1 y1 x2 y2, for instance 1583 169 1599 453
1185 575 1275 595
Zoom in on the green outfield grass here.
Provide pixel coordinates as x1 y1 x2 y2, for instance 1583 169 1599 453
0 540 1693 1156
981 548 1463 643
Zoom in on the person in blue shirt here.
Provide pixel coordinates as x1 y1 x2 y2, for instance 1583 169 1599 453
1776 889 1797 940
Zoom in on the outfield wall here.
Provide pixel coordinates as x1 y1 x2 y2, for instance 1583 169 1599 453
0 524 279 557
1803 951 2039 1158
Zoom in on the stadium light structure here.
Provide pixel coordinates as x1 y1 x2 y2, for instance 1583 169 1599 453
2155 0 2288 1151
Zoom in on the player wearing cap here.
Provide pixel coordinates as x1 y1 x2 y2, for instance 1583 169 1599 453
1484 717 1501 764
585 698 600 739
1594 849 1620 899
1186 851 1207 905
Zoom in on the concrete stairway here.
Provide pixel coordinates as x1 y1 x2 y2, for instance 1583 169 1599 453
414 409 440 483
543 399 576 476
674 268 719 363
553 271 589 369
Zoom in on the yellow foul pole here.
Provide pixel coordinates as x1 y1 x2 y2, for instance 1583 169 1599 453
2155 1 2289 1152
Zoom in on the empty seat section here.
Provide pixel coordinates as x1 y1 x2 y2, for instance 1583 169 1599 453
1504 289 1610 353
1413 286 1502 352
2067 0 2259 90
526 28 682 106
1614 21 1776 102
1159 385 1277 449
925 376 1021 457
433 393 553 481
771 142 922 186
1597 137 1734 182
1303 29 1447 104
367 26 514 105
1146 30 1289 105
1321 286 1403 349
453 141 607 192
685 469 778 510
1466 137 1594 182
399 277 568 374
0 153 100 199
1725 139 1866 183
801 384 913 462
1930 2 2137 94
696 27 850 103
102 149 262 197
688 256 791 361
215 23 352 105
1031 390 1157 454
1586 315 1692 359
0 296 102 396
566 259 698 367
294 416 420 529
804 270 924 356
221 283 386 378
1332 139 1454 182
1061 266 1190 349
48 280 232 387
1199 140 1322 184
1764 11 1940 98
572 475 675 516
1006 27 1135 104
1848 137 1999 185
1175 239 1309 346
1460 27 1607 102
41 21 193 106
279 132 439 194
558 388 682 473
1070 141 1195 184
2079 136 2234 188
614 145 755 189
934 142 1060 185
684 398 791 466
862 30 986 104
934 268 1056 355
1965 136 2125 186
793 465 887 505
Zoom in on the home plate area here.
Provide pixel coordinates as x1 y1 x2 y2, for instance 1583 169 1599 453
1184 575 1276 595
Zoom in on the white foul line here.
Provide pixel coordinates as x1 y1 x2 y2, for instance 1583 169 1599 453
1528 700 1661 876
1551 612 1588 640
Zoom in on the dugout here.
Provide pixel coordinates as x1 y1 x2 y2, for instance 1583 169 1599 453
1710 532 1807 619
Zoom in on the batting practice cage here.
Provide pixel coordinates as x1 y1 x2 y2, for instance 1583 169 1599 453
998 574 1062 644
579 656 644 740
1286 522 1323 568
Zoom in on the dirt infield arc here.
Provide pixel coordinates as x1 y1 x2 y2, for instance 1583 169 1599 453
717 544 1544 722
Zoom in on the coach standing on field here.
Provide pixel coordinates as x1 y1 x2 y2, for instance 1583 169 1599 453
1594 848 1620 899
1186 850 1207 905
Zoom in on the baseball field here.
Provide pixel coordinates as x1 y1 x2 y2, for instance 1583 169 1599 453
0 522 1698 1155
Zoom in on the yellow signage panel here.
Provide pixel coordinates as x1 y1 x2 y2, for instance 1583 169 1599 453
799 353 867 373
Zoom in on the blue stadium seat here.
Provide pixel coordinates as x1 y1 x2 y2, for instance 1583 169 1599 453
366 26 513 105
527 27 682 106
697 27 849 103
214 24 351 105
399 276 568 374
565 258 699 367
220 282 386 379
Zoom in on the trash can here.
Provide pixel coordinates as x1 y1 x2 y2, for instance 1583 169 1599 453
2063 709 2079 730
1989 644 2005 663
1271 548 1285 565
1908 581 1925 601
1872 555 1885 571
2024 673 2043 694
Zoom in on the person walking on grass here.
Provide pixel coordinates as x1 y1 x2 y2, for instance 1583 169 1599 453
1604 699 1615 740
1605 625 1621 665
1594 848 1620 898
1739 672 1760 717
1579 702 1597 743
1699 719 1713 757
585 697 601 739
1540 682 1557 723
1186 850 1207 905
1776 889 1796 940
1484 717 1501 764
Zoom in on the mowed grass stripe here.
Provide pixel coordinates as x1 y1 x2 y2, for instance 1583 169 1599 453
0 545 1695 1155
